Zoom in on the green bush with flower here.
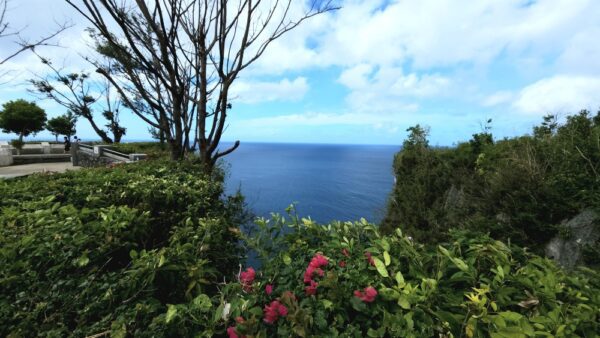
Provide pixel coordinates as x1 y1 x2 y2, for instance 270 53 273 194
217 212 600 337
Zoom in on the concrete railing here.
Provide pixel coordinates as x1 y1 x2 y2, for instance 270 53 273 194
0 142 146 167
71 143 147 167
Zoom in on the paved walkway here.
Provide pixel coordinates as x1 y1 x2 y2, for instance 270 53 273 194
0 162 82 179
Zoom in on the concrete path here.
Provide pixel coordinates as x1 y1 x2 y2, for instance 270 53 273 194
0 162 82 179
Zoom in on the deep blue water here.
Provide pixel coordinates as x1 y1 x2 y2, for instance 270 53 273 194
222 142 398 224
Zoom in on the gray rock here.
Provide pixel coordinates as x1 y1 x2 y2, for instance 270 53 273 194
444 185 465 210
545 209 599 269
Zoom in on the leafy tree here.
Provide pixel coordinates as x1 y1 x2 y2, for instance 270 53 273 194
533 114 558 139
403 124 430 149
0 99 46 142
469 118 493 154
30 59 126 143
66 0 339 167
46 112 77 141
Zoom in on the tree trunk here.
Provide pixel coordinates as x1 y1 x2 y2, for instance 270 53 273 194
83 115 113 143
168 139 184 161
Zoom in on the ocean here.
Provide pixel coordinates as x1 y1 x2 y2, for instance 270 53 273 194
221 142 399 224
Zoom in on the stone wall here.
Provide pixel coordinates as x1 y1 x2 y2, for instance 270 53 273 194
0 148 13 167
76 150 120 168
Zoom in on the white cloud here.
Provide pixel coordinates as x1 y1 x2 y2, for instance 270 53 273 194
230 77 309 104
556 26 600 76
236 109 418 129
482 91 515 107
338 65 450 112
514 75 600 114
252 0 598 71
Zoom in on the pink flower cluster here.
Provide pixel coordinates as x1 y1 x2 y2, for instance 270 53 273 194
263 300 288 324
227 317 246 338
354 286 378 303
240 267 255 292
303 254 328 295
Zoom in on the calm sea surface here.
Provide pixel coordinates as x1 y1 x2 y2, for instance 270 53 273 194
221 142 398 224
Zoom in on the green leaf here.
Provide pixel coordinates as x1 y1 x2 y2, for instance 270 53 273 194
380 238 390 252
395 271 405 288
76 254 89 267
321 299 333 310
283 254 292 265
499 311 523 322
373 257 389 277
166 304 177 323
350 296 367 312
397 294 410 309
111 323 127 338
191 294 212 313
383 251 391 266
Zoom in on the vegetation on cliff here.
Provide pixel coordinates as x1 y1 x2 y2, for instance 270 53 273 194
382 111 600 266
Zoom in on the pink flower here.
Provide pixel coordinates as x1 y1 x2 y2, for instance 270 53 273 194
240 267 255 292
304 265 316 283
354 286 378 303
339 260 346 267
227 326 244 338
309 254 329 268
263 300 288 324
342 248 350 257
228 317 246 337
364 252 375 266
265 284 273 295
304 253 329 285
305 280 318 296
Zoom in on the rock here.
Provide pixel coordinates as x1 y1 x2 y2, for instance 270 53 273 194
444 185 465 211
545 209 599 269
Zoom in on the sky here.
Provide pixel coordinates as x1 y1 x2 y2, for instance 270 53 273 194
1 0 600 146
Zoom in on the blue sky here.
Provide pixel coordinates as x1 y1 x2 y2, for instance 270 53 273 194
1 0 600 146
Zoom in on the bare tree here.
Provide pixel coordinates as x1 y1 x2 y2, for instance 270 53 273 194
65 0 338 168
0 0 70 66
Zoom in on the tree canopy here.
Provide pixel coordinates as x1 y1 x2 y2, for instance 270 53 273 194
0 99 47 141
46 112 77 141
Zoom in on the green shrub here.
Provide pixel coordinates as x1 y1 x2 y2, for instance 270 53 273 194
218 214 600 337
0 160 246 337
383 111 600 260
109 142 170 159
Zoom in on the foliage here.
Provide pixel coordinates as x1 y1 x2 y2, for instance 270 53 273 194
110 142 170 159
382 111 600 264
9 138 23 151
30 60 126 144
0 160 247 337
46 111 77 141
0 99 46 141
218 214 600 337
